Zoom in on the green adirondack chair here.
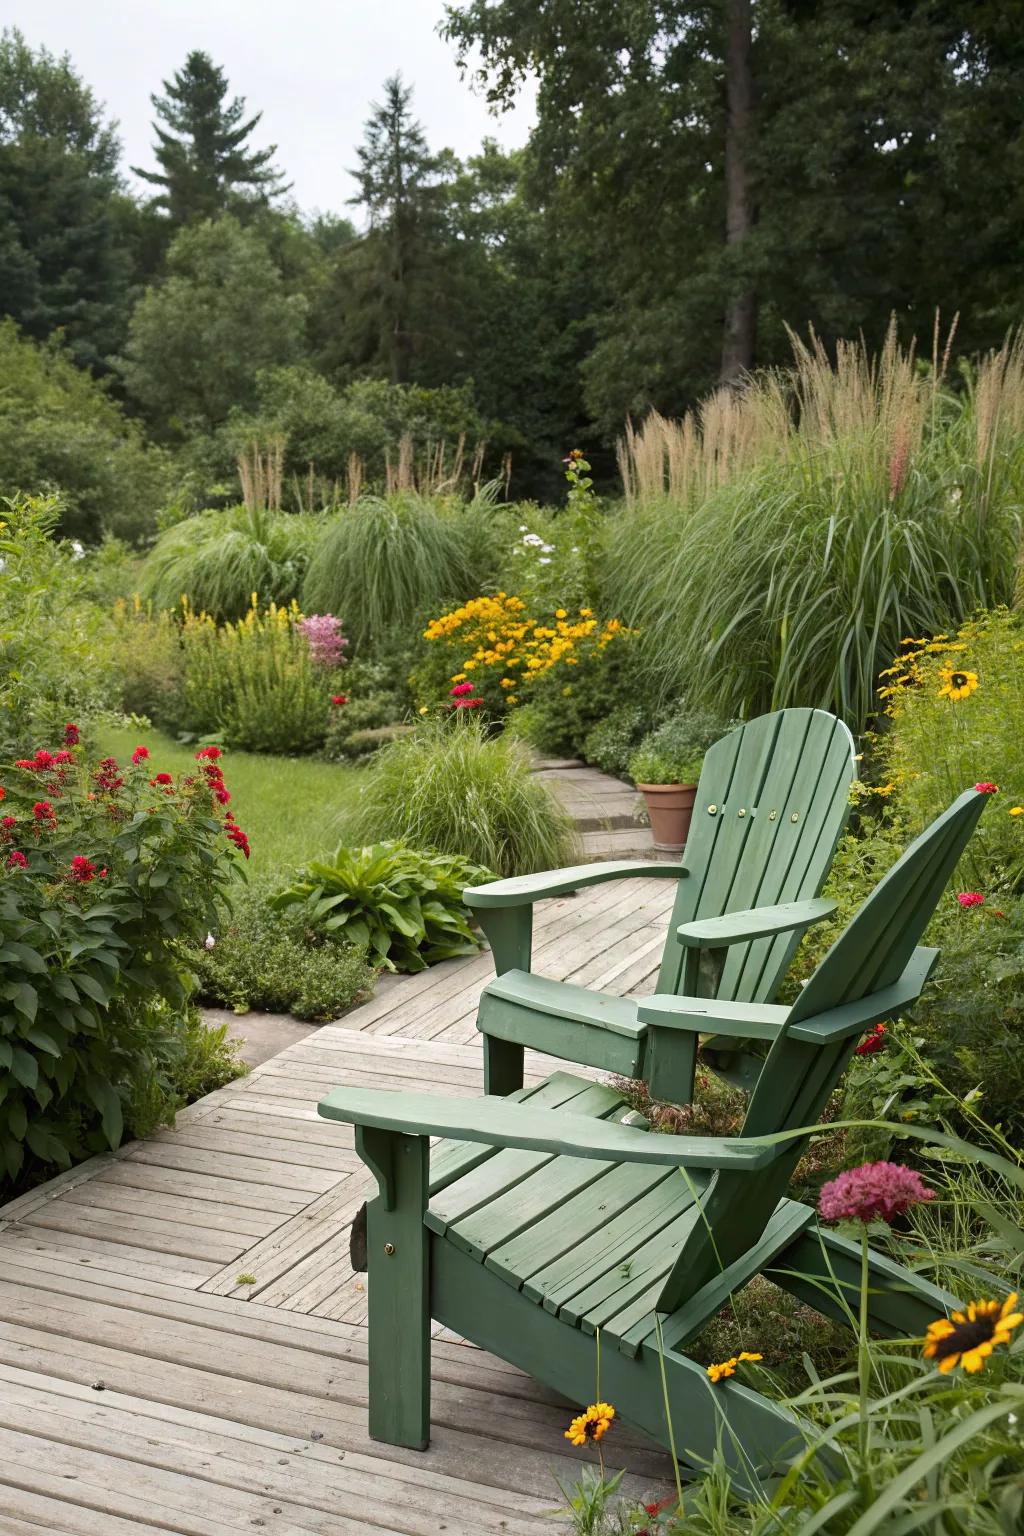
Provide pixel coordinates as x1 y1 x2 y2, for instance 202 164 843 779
319 787 988 1493
466 707 856 1102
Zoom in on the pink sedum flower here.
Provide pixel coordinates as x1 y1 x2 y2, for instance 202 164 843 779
819 1161 934 1225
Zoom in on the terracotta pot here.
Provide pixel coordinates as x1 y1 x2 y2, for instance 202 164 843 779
636 782 698 852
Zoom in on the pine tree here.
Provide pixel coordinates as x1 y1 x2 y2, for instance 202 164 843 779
133 50 289 225
345 74 453 384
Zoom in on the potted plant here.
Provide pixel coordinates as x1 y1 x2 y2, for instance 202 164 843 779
628 742 705 851
627 709 731 852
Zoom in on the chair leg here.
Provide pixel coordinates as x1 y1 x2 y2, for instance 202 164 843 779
360 1129 431 1449
483 1034 525 1095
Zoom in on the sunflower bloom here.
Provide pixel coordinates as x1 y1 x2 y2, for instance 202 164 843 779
923 1294 1022 1373
564 1401 615 1446
937 666 979 702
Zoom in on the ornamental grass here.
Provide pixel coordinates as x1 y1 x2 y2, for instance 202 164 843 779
139 503 318 621
608 322 1024 733
338 714 579 878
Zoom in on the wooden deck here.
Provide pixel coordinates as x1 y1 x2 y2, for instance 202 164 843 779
0 878 675 1534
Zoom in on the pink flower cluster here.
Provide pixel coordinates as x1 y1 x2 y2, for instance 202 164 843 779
300 614 349 669
450 682 482 710
974 782 999 794
958 891 984 908
819 1160 934 1225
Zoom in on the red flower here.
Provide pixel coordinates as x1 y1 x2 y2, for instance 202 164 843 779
32 800 56 825
131 745 150 764
449 682 475 697
0 787 4 802
195 746 222 761
94 758 124 794
855 1022 887 1056
974 782 999 794
32 750 54 769
1 815 15 830
63 722 80 747
226 822 250 859
70 855 97 883
454 697 483 709
52 750 73 765
150 773 174 786
6 850 27 869
213 787 231 805
331 694 348 707
957 891 984 908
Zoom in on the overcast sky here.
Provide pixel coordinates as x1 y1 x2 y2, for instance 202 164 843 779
5 0 537 215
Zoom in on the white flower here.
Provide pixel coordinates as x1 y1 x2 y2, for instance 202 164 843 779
541 543 555 554
522 532 544 548
538 557 551 565
519 524 529 532
0 557 5 574
204 933 216 950
70 540 85 560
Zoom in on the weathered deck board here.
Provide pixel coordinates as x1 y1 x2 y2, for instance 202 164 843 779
0 877 676 1532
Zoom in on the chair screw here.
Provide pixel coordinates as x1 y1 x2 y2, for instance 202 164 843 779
384 1243 396 1256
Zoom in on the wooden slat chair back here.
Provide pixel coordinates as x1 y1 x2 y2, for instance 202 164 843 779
472 707 855 1099
655 707 856 1002
653 788 988 1311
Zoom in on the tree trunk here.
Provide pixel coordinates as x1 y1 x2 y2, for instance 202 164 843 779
720 0 756 385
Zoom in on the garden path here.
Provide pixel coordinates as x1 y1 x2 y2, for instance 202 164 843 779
531 757 660 860
0 876 676 1534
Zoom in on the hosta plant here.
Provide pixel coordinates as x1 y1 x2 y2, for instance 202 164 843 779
0 732 247 1185
272 841 493 972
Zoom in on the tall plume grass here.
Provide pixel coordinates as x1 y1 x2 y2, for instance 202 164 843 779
609 322 1024 731
140 504 319 621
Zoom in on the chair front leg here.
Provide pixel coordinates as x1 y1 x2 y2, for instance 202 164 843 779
483 1034 525 1095
356 1126 431 1449
641 1023 699 1105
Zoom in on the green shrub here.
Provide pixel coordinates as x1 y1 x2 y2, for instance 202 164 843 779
112 599 188 731
139 504 319 621
628 707 734 786
302 492 502 648
0 493 121 754
0 320 171 545
0 729 243 1187
273 842 492 972
124 1006 247 1140
322 693 406 759
339 716 580 877
191 879 378 1019
178 597 338 753
610 328 1024 732
581 704 650 777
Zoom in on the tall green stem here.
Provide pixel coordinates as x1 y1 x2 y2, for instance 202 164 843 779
857 1227 871 1471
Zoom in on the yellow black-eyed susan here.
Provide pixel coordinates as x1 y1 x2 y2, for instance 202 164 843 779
564 1402 616 1446
937 666 979 703
923 1293 1022 1373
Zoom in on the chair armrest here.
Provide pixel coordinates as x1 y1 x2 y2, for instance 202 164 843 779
465 859 687 911
786 948 939 1043
636 994 790 1040
675 897 836 948
318 1087 775 1170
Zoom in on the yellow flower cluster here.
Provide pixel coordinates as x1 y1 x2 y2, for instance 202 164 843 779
423 592 627 706
706 1351 762 1384
878 630 979 710
181 593 302 644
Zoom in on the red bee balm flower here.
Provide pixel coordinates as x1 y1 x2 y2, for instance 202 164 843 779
958 891 984 908
974 782 999 794
226 822 250 859
131 745 150 764
331 695 348 707
195 746 222 761
70 856 97 883
0 787 5 802
1 815 15 830
150 773 174 786
855 1022 887 1056
6 850 27 869
819 1161 934 1225
63 723 80 747
32 801 56 825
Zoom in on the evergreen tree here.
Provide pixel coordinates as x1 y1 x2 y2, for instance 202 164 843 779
133 50 289 225
341 74 456 384
0 29 132 369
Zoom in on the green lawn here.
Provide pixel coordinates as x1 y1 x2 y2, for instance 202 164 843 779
95 726 363 875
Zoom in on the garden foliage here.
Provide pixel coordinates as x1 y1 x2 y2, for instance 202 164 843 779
0 733 246 1184
140 503 319 622
273 841 491 972
340 715 579 878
